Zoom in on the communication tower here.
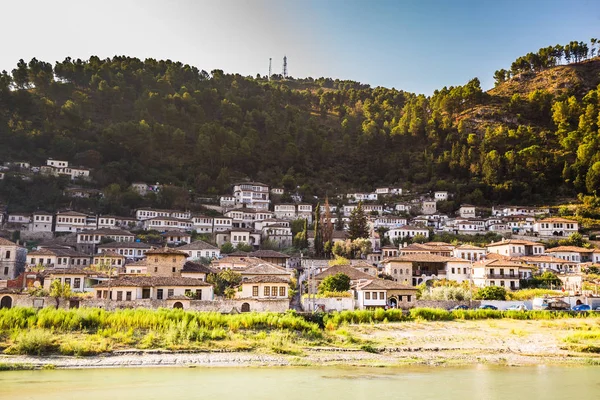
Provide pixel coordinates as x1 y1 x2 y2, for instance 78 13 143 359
282 55 288 78
268 58 272 80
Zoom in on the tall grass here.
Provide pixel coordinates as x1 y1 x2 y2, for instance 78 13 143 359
0 307 594 356
323 308 591 328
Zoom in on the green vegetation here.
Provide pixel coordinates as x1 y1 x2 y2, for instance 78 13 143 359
318 273 351 293
1 45 600 213
506 288 564 300
473 286 507 300
0 307 596 357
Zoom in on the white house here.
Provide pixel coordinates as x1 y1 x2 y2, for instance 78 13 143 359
26 247 91 269
215 228 261 247
192 215 214 234
219 196 236 208
55 211 88 232
545 246 594 263
452 244 486 261
142 216 193 231
270 188 285 195
30 211 54 233
274 204 297 220
232 182 270 210
177 240 221 260
533 218 579 237
486 239 545 257
434 191 448 202
93 276 214 302
97 241 153 261
161 231 192 245
213 217 233 232
385 226 429 242
374 216 407 229
471 259 533 290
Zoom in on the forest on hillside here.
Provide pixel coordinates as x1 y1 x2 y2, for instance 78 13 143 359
1 37 600 208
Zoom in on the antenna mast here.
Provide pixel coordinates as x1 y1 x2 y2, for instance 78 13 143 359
268 58 272 80
282 55 287 79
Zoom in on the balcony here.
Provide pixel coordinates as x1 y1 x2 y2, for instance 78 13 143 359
485 274 519 279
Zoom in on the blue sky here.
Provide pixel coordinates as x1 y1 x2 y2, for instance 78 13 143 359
1 0 599 94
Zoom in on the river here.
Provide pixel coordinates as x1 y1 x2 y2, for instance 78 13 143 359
1 365 599 399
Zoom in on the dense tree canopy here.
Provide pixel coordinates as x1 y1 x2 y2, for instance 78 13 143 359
0 46 599 211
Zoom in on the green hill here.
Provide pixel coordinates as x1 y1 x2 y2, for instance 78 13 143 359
1 49 599 211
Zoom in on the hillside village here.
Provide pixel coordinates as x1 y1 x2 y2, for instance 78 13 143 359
1 166 599 312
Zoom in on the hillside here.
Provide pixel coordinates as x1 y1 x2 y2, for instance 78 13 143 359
0 50 599 212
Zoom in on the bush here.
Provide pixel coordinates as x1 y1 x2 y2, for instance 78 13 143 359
6 330 58 355
474 286 507 300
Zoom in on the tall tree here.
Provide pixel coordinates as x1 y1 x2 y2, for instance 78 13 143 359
348 202 369 240
313 203 324 257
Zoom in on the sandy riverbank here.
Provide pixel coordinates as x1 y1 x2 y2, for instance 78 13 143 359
2 318 599 369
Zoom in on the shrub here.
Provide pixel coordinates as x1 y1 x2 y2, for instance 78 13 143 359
6 330 58 355
474 286 507 300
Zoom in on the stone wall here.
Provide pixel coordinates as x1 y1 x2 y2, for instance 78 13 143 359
3 294 290 313
302 297 355 312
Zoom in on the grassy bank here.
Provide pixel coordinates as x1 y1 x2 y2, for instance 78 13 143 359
0 307 598 357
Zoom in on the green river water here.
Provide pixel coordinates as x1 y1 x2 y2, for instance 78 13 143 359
1 365 599 399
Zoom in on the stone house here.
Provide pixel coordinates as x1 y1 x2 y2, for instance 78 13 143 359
93 276 214 301
0 238 27 279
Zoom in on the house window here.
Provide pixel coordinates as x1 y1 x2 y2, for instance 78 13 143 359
380 292 385 299
5 251 10 259
64 278 71 287
264 286 270 296
196 289 202 300
126 291 132 301
252 286 259 297
372 292 378 300
451 268 455 274
271 286 277 296
407 295 411 302
490 281 495 286
116 291 123 301
142 288 151 299
172 267 176 273
96 291 102 299
279 287 286 297
500 281 505 287
168 289 174 297
157 289 164 300
365 292 371 300
155 267 158 273
74 278 81 289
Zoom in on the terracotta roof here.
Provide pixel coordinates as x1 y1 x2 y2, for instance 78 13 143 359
181 261 215 274
314 265 374 280
223 251 249 257
243 276 289 284
474 259 528 268
161 231 192 237
41 268 104 277
97 242 153 249
545 246 594 253
28 248 90 258
78 228 134 236
355 279 416 291
0 237 19 246
249 250 290 259
242 263 290 276
56 211 87 216
518 255 579 264
536 217 577 223
383 254 460 263
145 247 188 256
177 240 219 251
94 276 212 288
486 239 540 247
95 251 125 258
456 244 485 250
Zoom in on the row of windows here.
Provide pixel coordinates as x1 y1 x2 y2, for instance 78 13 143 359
252 286 286 297
34 216 52 221
30 257 88 266
364 291 386 300
58 217 85 224
55 277 82 288
489 281 517 288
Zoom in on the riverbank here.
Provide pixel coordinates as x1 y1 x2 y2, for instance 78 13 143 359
2 318 600 369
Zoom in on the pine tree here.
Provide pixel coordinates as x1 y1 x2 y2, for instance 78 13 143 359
323 197 333 244
313 203 324 256
348 202 369 240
